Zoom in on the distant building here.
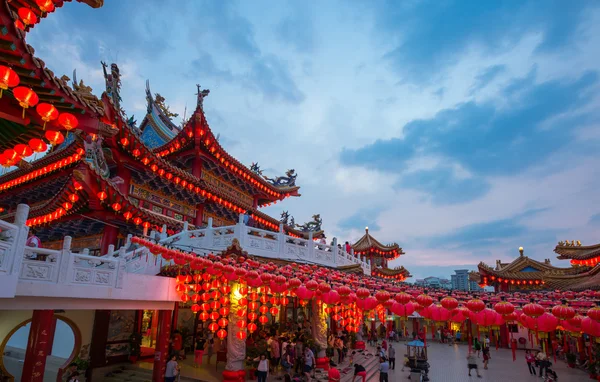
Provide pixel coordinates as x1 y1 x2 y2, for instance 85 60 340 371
415 279 426 286
451 269 470 291
440 278 452 289
469 280 483 291
423 277 441 288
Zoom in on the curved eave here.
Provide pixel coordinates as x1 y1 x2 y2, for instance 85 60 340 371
554 243 600 260
153 108 300 199
372 266 411 278
249 209 316 238
0 1 105 150
0 139 82 186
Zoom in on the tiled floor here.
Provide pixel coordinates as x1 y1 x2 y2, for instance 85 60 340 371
138 341 591 382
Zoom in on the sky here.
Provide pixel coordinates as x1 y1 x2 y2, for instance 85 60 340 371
27 0 600 280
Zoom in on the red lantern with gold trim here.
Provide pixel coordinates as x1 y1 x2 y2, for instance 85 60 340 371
36 0 55 13
58 113 79 131
29 138 47 153
18 8 38 25
45 130 64 145
36 103 58 128
13 86 39 118
0 65 19 98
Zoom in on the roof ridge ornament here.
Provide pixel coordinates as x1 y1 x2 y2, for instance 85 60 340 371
195 84 210 111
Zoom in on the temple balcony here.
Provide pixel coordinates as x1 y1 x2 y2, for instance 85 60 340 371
0 205 370 309
153 214 372 274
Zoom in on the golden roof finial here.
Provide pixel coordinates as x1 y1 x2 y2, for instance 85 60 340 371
519 246 524 256
577 240 582 246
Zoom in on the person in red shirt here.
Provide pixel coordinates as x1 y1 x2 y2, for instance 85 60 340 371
525 350 536 376
171 330 183 359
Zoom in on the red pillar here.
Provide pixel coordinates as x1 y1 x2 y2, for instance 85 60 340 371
153 310 173 382
194 204 204 227
172 303 179 331
22 310 55 382
252 195 259 209
100 225 119 256
192 156 203 178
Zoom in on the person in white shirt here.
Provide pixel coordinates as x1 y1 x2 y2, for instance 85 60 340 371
304 347 315 382
252 353 269 382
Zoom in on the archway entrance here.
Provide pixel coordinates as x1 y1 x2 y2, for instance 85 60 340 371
0 315 81 382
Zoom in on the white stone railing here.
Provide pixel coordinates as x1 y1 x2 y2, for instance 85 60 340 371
154 214 372 274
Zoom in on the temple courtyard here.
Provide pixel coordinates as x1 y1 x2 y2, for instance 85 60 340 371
128 342 589 382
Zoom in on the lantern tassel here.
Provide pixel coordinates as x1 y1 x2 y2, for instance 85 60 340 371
22 107 25 119
0 89 3 98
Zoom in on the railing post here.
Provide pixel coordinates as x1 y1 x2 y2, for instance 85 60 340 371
308 232 314 261
116 257 126 289
57 236 72 283
160 224 168 240
235 214 245 247
332 238 338 265
10 204 30 275
126 234 132 248
183 221 189 232
204 218 214 250
107 244 115 257
278 224 286 257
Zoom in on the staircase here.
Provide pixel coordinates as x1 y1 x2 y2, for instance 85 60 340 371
311 348 380 382
102 365 200 382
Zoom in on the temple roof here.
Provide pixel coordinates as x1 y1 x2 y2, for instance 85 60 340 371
478 254 586 280
352 227 403 258
544 264 600 291
372 266 411 280
554 241 600 261
138 81 181 148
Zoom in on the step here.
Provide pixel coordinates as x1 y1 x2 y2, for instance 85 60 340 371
104 366 199 382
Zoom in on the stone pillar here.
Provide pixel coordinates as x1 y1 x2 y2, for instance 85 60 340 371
21 310 55 382
100 225 119 257
153 310 173 382
224 282 247 381
311 299 329 370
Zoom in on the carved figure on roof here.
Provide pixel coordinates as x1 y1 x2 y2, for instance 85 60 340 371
295 214 322 232
102 62 122 111
250 162 263 176
154 93 179 120
264 169 297 187
280 211 295 226
84 135 110 179
195 84 210 110
127 115 137 128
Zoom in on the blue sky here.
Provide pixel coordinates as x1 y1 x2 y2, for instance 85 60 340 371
28 0 600 280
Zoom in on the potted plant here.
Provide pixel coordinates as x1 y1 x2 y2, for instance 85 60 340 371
566 352 576 368
129 332 142 363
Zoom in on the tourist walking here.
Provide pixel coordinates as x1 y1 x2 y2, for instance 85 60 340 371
165 354 179 382
206 338 214 364
388 343 396 370
482 347 490 369
536 349 550 378
335 336 344 364
456 330 461 343
525 350 537 376
194 336 206 367
352 364 367 382
473 338 482 357
379 356 390 382
467 352 482 378
304 346 316 382
251 354 269 382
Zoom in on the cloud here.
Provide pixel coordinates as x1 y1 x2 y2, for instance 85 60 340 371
470 65 507 93
396 166 490 205
372 0 595 82
276 6 315 53
589 213 600 225
341 71 599 177
338 207 385 232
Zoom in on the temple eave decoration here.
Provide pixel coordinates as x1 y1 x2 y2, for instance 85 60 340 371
371 266 411 281
554 240 600 266
352 227 403 260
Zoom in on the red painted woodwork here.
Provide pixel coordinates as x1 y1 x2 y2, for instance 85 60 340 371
100 225 119 256
195 203 204 226
192 155 203 178
21 310 55 382
172 303 179 330
153 310 173 382
89 310 111 368
116 165 131 195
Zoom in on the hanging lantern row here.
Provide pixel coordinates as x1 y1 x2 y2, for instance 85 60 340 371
354 247 401 260
118 132 249 218
26 178 82 226
0 148 84 191
154 118 291 202
371 267 408 281
13 1 57 31
481 274 545 288
570 256 600 267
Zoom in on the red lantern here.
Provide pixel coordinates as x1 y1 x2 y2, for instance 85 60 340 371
18 7 38 25
58 113 79 130
523 300 545 319
441 296 458 311
0 65 19 98
466 298 485 313
551 302 575 321
14 144 32 158
13 86 39 118
36 0 55 13
236 331 247 340
494 300 515 316
97 191 107 201
45 130 64 145
587 306 600 323
29 138 47 153
191 304 201 314
416 293 433 308
36 103 58 128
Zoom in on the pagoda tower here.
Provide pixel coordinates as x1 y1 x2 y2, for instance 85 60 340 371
352 227 410 281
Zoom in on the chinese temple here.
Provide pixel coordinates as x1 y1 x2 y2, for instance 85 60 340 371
352 227 410 281
474 246 591 292
0 0 310 257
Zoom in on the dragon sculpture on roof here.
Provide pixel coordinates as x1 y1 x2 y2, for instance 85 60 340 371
279 210 295 227
250 162 263 176
295 214 322 232
264 169 297 187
